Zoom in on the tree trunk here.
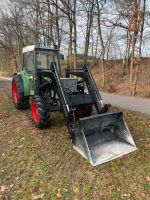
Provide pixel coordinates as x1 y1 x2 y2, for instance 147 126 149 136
35 0 40 44
133 0 146 96
55 0 61 49
96 0 105 87
73 0 77 69
68 20 73 66
83 0 94 65
129 0 140 83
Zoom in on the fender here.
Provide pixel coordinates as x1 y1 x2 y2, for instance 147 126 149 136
16 71 30 96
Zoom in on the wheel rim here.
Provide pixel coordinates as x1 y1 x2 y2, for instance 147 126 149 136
13 82 18 103
75 106 84 116
32 103 39 123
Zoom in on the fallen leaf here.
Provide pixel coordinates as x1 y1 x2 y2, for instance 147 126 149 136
0 185 8 192
31 193 44 200
145 176 150 182
9 184 14 188
20 137 25 141
56 192 62 198
145 144 150 148
31 144 37 148
143 154 149 159
29 187 33 193
141 192 145 197
123 155 129 160
18 144 24 149
31 159 36 164
18 189 23 193
18 186 24 193
16 127 21 132
122 193 130 197
15 176 20 180
64 188 68 192
74 187 80 193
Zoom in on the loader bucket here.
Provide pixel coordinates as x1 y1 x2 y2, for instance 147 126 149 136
73 112 137 166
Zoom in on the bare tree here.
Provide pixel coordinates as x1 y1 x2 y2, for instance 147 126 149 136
81 0 95 64
133 0 146 96
95 0 106 87
0 0 148 96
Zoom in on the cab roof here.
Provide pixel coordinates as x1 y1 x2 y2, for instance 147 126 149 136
22 45 57 54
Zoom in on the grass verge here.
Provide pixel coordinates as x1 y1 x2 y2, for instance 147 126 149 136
0 92 150 199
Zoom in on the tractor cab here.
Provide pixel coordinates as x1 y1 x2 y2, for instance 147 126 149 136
22 45 60 73
22 45 77 96
22 45 65 96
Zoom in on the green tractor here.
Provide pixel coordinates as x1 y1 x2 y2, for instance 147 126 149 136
12 45 137 166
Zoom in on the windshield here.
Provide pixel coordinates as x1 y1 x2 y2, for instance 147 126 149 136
36 50 59 69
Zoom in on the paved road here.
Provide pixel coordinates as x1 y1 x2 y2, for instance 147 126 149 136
0 76 150 115
101 92 150 115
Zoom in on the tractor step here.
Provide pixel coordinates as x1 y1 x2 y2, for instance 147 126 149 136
50 104 60 112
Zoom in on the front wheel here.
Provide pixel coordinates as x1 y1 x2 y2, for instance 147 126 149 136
31 95 51 128
75 104 93 118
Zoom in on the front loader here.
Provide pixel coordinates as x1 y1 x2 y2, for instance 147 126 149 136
12 45 137 166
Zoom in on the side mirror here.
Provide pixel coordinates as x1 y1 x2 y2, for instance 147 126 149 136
59 53 64 60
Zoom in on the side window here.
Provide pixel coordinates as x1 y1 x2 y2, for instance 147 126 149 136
23 52 34 72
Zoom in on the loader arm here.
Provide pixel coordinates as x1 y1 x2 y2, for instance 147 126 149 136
50 63 112 140
67 64 108 114
50 63 77 139
51 63 71 117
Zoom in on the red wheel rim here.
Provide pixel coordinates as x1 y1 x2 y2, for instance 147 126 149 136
32 103 39 123
13 82 18 103
75 106 84 116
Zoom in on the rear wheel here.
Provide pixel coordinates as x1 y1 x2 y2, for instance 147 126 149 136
12 75 29 109
31 95 51 128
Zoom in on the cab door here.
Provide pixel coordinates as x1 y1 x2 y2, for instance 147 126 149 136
23 51 34 95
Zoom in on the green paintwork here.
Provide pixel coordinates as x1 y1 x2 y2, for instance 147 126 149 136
19 70 77 98
18 46 77 98
18 71 34 96
60 77 77 80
